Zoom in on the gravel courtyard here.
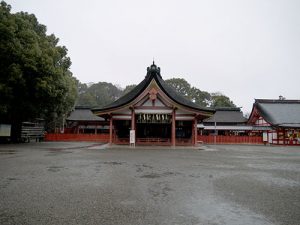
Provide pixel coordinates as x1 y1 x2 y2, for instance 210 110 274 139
0 142 299 225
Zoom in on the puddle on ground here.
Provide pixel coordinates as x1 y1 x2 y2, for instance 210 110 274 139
140 171 180 179
135 164 153 172
47 166 66 172
148 181 174 200
101 161 125 165
7 177 20 181
0 177 20 189
0 149 17 155
45 149 73 156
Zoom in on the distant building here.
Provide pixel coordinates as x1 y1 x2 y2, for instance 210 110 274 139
197 107 264 144
248 99 300 145
199 107 248 136
66 107 108 134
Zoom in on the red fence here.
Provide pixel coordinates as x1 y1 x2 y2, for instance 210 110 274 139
197 135 263 144
45 133 109 142
45 134 263 145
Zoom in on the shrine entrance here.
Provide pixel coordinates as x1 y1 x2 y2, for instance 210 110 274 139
136 123 171 145
176 121 193 145
135 113 172 145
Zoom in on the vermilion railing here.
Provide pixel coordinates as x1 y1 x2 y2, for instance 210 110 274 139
45 133 109 142
197 135 263 144
45 134 264 145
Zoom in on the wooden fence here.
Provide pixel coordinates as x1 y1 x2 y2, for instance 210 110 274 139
197 135 263 144
45 133 109 142
45 134 263 145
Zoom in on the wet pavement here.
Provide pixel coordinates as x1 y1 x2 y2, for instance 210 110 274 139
0 142 299 225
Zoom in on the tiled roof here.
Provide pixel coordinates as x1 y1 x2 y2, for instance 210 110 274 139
255 99 300 128
203 108 247 123
67 107 104 121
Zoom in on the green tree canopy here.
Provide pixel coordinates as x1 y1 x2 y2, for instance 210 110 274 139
210 92 236 108
165 78 191 97
76 82 123 107
0 1 77 139
165 78 235 108
122 84 137 95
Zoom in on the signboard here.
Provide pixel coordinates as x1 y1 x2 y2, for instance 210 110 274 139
136 113 171 124
130 130 135 144
263 132 268 142
0 124 11 137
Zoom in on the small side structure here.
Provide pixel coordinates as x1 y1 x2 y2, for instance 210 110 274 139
197 107 263 144
200 107 248 135
45 107 109 142
65 106 108 134
248 99 300 145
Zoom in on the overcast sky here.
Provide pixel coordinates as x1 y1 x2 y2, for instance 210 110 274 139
6 0 300 113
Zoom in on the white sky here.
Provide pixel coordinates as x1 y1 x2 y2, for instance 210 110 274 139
6 0 300 113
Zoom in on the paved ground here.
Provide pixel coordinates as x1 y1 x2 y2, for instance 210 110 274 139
0 142 299 225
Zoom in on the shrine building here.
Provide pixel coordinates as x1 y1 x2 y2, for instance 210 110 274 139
92 62 215 146
248 99 300 145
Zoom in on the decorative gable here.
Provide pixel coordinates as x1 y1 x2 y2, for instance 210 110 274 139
149 88 158 101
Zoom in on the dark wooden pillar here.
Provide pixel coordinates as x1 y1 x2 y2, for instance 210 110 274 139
131 108 136 145
172 108 176 147
192 120 194 145
194 117 198 146
131 108 135 130
109 116 113 145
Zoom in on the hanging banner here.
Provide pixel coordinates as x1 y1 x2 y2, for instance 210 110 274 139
136 113 171 124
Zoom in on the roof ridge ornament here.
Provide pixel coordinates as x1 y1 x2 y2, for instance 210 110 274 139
146 61 161 78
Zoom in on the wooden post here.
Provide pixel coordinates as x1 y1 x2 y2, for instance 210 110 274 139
172 108 176 147
194 118 197 146
131 108 135 130
131 107 136 147
109 116 113 145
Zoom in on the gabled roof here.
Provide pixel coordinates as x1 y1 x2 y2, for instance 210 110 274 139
92 63 214 114
203 107 247 123
249 99 300 128
67 107 104 121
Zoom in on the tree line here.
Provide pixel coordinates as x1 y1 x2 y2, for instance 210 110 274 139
76 79 235 108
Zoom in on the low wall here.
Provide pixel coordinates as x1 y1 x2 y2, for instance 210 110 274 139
45 134 263 145
45 133 109 142
198 135 263 144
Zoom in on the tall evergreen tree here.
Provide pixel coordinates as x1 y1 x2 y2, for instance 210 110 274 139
0 1 77 140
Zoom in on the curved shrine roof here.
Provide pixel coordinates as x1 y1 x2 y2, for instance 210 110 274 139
92 63 214 114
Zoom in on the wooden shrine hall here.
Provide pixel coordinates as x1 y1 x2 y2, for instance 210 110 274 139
92 62 214 146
